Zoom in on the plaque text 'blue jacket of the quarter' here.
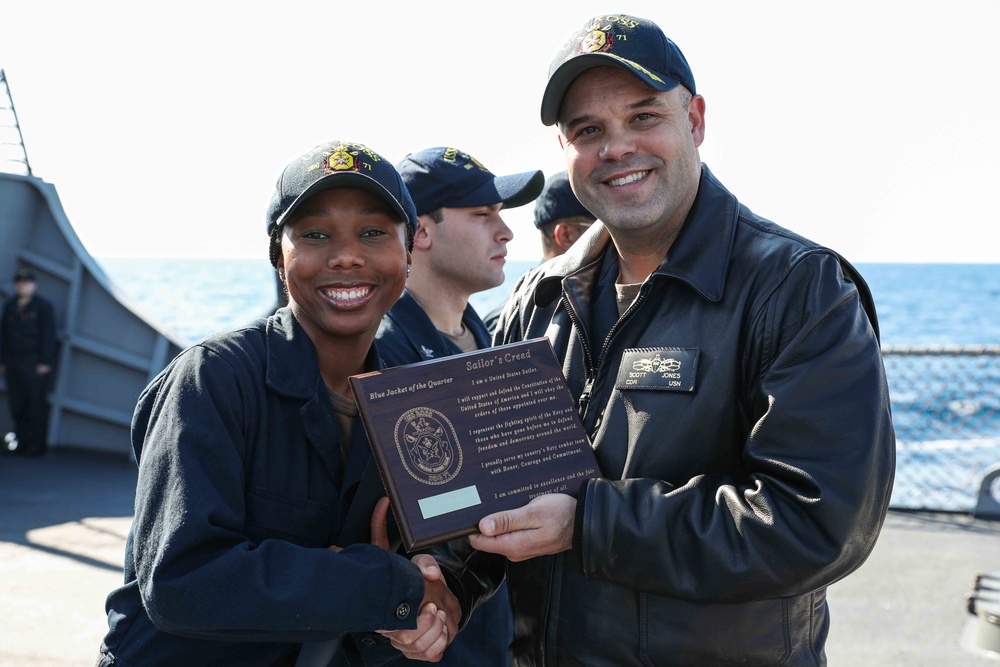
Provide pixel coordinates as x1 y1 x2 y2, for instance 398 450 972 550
492 166 896 666
98 307 501 667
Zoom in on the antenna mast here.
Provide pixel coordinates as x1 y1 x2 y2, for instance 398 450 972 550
0 69 32 176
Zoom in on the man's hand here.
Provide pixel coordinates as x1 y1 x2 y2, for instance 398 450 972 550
469 493 576 561
379 554 461 661
413 554 460 637
378 600 450 661
362 498 461 660
325 500 454 659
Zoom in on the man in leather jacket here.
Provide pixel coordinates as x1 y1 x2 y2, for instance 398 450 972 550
470 14 896 666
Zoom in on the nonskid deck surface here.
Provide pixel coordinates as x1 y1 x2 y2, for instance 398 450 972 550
1 451 997 667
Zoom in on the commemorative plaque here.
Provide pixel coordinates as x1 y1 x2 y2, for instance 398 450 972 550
350 338 599 551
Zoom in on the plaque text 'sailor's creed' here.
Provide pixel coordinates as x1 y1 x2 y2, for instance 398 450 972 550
350 338 600 551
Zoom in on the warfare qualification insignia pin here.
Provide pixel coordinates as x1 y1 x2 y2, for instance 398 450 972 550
616 347 699 392
395 407 463 485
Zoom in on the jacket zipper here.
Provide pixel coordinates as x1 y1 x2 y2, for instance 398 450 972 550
545 281 652 663
562 284 650 428
561 293 596 419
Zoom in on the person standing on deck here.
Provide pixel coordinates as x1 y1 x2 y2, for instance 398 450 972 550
1 268 57 458
472 13 896 666
96 139 504 666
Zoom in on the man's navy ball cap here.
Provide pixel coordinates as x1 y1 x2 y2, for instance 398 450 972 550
533 171 595 229
541 14 696 126
396 147 544 217
266 140 418 238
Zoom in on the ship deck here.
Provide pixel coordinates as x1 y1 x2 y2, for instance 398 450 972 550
1 450 998 666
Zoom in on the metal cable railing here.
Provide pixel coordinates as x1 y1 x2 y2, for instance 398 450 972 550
0 69 32 176
882 345 1000 512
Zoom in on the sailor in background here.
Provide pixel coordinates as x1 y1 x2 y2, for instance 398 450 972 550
377 145 544 667
483 169 596 333
0 268 57 458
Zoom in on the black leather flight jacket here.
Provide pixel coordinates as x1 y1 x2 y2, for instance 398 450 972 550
492 166 896 666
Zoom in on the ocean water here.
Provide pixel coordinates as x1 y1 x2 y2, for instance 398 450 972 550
97 258 999 512
97 258 1000 346
99 257 281 343
857 263 1000 346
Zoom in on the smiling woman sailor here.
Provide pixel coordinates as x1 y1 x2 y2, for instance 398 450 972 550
95 140 502 667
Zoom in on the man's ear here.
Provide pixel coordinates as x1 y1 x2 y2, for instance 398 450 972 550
413 214 434 250
552 222 576 250
689 94 706 148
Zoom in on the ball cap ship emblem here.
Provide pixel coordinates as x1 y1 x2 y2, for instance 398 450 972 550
327 149 356 172
265 140 417 238
540 14 697 126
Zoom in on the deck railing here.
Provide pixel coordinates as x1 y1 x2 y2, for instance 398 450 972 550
0 70 32 176
882 345 1000 512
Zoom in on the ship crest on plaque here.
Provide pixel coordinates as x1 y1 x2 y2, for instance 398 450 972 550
395 407 463 485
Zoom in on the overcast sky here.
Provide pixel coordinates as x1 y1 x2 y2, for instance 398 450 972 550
2 1 998 263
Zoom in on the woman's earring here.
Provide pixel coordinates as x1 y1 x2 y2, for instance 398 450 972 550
406 266 411 277
278 269 285 280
